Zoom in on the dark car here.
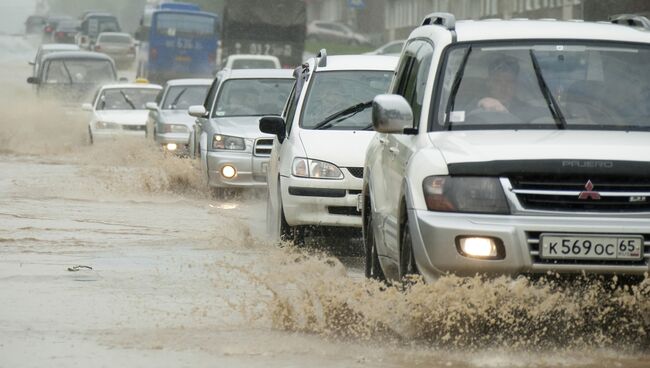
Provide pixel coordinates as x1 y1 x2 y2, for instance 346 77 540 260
53 20 80 44
42 16 73 42
25 15 46 34
77 13 121 49
27 51 117 103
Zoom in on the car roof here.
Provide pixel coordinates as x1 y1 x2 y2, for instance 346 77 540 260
41 51 114 62
218 68 294 80
166 78 214 86
410 19 650 44
99 83 163 90
310 55 399 72
40 44 81 51
97 32 132 38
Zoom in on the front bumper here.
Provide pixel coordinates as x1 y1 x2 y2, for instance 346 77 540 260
155 132 190 146
92 129 145 140
206 150 269 188
410 210 650 280
281 174 363 228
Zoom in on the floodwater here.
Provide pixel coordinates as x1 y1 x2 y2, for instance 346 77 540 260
0 35 648 367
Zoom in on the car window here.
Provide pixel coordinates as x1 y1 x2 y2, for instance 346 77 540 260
213 78 293 117
98 35 132 43
44 59 115 84
204 78 220 112
161 85 210 110
96 88 160 110
284 84 298 135
383 42 404 54
231 59 278 69
400 40 434 126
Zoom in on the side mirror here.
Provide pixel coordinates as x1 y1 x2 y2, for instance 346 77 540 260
259 116 286 144
29 61 35 66
188 105 208 118
26 76 39 84
81 103 93 111
372 94 414 134
145 102 158 111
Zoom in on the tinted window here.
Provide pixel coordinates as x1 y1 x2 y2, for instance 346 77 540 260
214 78 293 117
156 13 215 37
231 59 278 69
98 35 132 43
44 59 115 84
162 85 210 110
96 88 160 110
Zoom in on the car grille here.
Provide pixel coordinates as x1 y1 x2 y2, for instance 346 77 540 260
122 125 145 131
346 167 364 179
509 175 650 212
254 138 273 157
328 206 360 216
526 231 650 267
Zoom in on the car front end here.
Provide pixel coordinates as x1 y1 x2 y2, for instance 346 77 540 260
91 111 149 141
154 110 194 153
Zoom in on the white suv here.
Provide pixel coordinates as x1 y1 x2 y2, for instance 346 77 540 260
261 53 397 242
363 13 650 282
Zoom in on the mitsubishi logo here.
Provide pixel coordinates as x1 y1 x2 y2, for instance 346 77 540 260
578 180 601 200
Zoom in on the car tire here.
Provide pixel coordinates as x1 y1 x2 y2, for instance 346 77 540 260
363 197 385 281
399 220 419 280
88 128 93 145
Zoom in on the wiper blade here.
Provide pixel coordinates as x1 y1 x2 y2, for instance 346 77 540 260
529 50 567 129
443 46 473 131
170 87 187 109
61 60 73 84
120 90 136 110
312 101 372 130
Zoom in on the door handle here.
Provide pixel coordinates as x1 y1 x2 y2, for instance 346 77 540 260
389 147 399 155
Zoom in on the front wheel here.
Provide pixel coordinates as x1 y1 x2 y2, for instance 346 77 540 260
399 221 419 280
363 198 385 280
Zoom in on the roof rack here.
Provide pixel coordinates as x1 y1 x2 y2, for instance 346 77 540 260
421 12 455 30
610 14 650 29
317 48 327 68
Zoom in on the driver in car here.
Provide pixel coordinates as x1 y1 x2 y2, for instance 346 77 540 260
477 55 523 113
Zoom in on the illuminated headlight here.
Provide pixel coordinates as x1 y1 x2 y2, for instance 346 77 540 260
422 176 509 214
95 121 121 129
292 158 343 179
221 165 237 179
161 124 189 133
456 236 504 259
166 143 178 151
213 134 245 150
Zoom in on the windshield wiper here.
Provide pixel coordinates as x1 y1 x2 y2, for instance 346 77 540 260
120 90 136 110
61 60 73 84
170 88 187 109
312 101 372 130
443 46 473 131
529 50 567 129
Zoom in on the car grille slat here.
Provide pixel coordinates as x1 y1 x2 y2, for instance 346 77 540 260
346 167 364 179
254 138 273 157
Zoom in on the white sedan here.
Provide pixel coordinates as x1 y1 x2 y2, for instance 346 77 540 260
84 82 162 143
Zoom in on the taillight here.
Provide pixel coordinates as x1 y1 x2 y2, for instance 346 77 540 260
150 47 158 60
44 26 52 33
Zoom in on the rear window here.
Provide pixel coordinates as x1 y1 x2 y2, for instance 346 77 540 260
98 35 131 44
155 13 216 37
231 59 278 70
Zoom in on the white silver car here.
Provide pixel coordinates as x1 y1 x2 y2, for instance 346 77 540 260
146 79 212 153
84 82 162 143
188 69 294 197
221 54 281 70
260 53 397 242
363 14 650 282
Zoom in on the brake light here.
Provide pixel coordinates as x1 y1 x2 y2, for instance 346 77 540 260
150 47 158 60
44 26 52 33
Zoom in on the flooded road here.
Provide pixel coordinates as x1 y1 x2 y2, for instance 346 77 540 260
0 35 649 367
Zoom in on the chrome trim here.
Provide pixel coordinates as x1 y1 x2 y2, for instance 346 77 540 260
511 189 650 197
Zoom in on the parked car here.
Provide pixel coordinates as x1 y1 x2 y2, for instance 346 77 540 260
260 53 397 242
365 40 405 56
188 69 294 197
53 20 80 44
307 21 371 46
84 82 162 143
27 51 117 103
30 43 81 78
221 55 281 70
146 78 212 153
25 15 46 34
94 32 136 69
362 13 650 282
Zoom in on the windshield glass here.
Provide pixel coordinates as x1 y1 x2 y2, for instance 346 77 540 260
300 70 393 130
436 42 650 131
156 13 216 37
231 59 278 69
162 85 209 110
44 59 115 84
96 88 160 110
213 78 293 117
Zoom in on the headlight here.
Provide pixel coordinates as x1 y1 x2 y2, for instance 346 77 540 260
96 121 120 129
292 158 344 179
422 176 509 214
162 124 189 133
213 134 245 150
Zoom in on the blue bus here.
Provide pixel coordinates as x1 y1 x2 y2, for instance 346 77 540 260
136 4 218 83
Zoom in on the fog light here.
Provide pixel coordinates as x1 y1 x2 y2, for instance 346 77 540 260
221 165 236 179
166 143 178 151
456 236 503 259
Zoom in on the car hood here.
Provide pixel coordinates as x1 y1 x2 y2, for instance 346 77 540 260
430 130 650 165
95 110 149 125
299 129 375 167
160 110 195 128
209 116 271 139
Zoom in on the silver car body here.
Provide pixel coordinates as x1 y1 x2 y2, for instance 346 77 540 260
307 21 371 45
30 43 81 78
94 32 136 68
194 69 294 189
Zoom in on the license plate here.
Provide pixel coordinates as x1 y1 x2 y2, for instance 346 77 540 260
540 234 643 260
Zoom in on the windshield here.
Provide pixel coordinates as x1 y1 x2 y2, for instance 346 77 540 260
436 42 650 131
162 85 209 110
231 59 278 69
300 70 393 130
96 88 160 110
213 78 293 117
44 59 115 84
156 13 216 37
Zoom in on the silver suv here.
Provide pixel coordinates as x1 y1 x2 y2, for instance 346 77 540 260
363 13 650 282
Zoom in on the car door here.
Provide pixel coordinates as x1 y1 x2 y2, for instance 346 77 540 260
379 39 435 260
194 77 219 157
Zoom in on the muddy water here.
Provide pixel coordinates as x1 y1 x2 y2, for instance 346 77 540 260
0 35 649 367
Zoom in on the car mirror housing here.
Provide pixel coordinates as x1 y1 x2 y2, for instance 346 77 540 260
145 102 158 111
259 116 286 144
372 94 415 134
81 103 93 111
188 105 208 118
